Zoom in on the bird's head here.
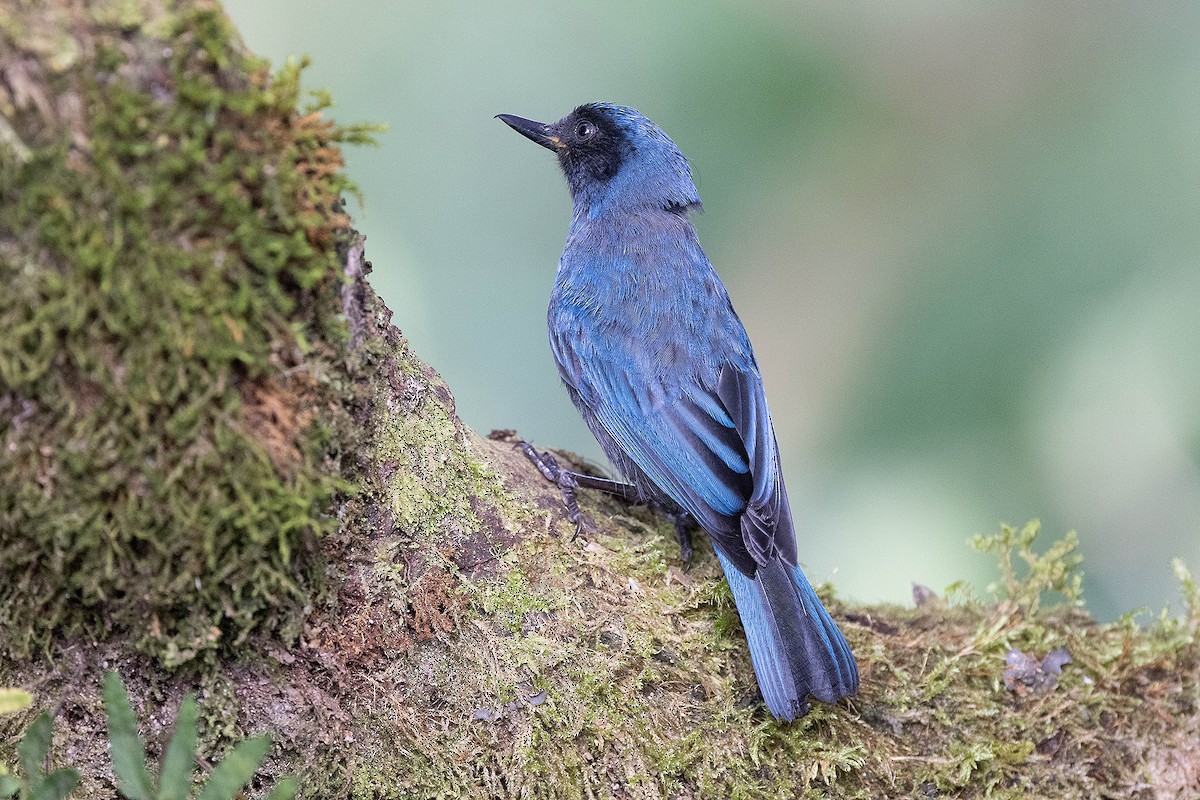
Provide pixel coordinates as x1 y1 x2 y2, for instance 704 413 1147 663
497 103 701 217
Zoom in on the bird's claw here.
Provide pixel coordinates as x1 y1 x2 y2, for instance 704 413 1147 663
557 470 588 540
518 441 589 539
517 441 561 483
518 441 691 557
670 511 695 568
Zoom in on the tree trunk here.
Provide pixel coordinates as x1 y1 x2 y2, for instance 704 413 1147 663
1 2 1197 798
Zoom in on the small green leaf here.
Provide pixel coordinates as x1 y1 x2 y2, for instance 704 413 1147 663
264 775 299 800
103 672 155 800
196 735 271 800
17 712 53 783
156 694 198 800
30 769 80 800
0 774 21 798
0 689 33 715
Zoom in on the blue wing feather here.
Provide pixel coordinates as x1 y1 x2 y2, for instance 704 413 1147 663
547 210 858 716
548 229 789 575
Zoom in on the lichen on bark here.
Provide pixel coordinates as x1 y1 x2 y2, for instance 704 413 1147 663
1 2 1198 799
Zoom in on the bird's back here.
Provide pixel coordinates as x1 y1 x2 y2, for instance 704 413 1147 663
549 210 735 501
551 209 751 399
549 209 765 558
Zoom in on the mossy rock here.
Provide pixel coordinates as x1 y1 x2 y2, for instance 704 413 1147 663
0 0 371 665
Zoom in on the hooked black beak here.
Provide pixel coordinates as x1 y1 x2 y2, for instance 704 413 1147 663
496 114 562 152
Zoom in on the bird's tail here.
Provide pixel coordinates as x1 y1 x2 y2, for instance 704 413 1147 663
715 551 858 720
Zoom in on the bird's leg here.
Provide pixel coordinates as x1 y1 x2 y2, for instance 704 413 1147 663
517 442 597 538
518 442 641 500
570 473 641 503
667 509 695 567
518 442 694 563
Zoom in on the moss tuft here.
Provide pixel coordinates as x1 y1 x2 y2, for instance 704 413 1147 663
333 514 1195 799
0 1 376 665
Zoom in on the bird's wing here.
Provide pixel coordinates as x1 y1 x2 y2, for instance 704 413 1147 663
553 325 792 576
716 365 798 570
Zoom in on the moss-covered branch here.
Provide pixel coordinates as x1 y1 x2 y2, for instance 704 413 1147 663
1 2 1197 798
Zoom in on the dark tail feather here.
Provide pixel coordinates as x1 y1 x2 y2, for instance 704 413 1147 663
716 551 859 720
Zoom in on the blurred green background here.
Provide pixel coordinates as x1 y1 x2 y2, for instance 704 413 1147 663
222 1 1200 620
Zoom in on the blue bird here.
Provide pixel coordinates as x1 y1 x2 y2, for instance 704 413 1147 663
498 103 858 720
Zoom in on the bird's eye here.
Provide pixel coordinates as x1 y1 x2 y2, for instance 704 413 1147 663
575 121 596 140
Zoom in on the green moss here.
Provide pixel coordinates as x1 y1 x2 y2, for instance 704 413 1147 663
477 568 554 634
972 520 1084 613
1173 557 1200 632
0 3 375 665
339 514 1194 799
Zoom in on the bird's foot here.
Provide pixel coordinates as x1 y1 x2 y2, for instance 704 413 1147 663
517 441 693 564
517 441 586 538
669 510 695 567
